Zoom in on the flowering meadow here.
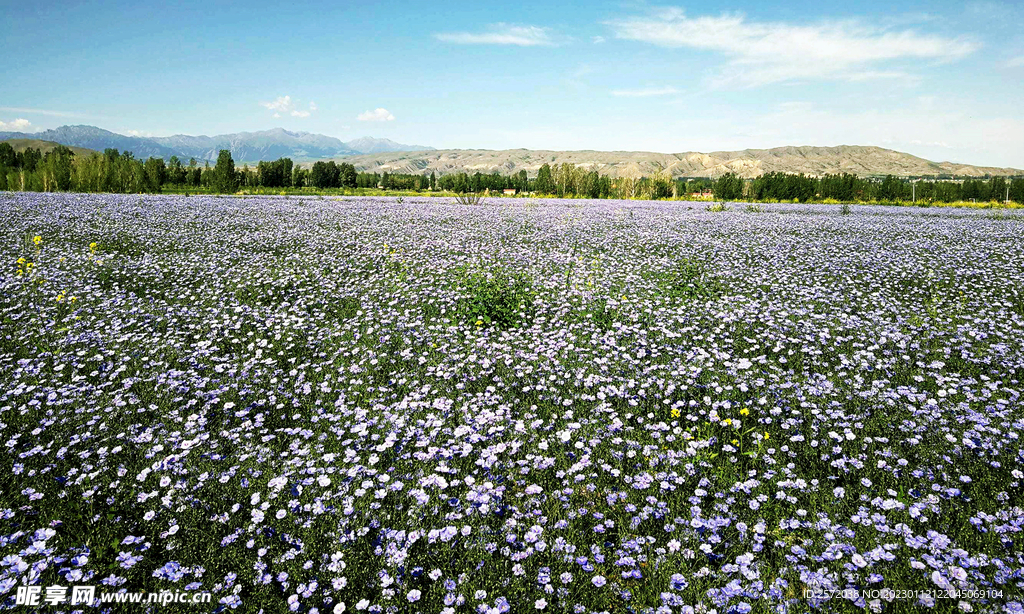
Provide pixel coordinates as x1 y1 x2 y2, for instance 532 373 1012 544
2 192 1024 613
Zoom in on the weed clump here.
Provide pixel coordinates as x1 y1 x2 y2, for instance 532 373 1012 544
457 266 536 329
455 192 486 206
648 257 723 300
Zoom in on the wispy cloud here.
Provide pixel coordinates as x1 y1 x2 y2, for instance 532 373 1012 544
435 24 558 46
606 9 978 87
0 118 36 132
592 35 606 44
1007 55 1024 67
124 129 154 137
259 95 315 118
611 86 680 97
357 108 395 122
0 106 94 119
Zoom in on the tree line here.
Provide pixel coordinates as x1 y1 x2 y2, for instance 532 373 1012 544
2 143 1022 204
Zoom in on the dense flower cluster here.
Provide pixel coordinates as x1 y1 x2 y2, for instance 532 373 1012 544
1 193 1022 613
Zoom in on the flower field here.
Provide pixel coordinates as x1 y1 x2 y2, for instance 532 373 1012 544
1 192 1023 613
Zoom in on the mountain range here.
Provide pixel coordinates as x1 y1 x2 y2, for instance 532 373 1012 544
0 125 434 163
335 146 1023 179
3 126 1020 178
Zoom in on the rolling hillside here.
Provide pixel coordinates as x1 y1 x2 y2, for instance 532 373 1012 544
335 145 1022 179
1 138 98 157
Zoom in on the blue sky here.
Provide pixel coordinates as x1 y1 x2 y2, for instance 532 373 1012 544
2 0 1023 167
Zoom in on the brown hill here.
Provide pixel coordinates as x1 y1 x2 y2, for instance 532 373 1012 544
2 138 98 158
332 145 1020 179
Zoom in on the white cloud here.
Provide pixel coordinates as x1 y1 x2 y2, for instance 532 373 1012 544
606 10 978 87
1007 55 1024 67
592 35 606 44
435 24 557 46
261 95 294 113
611 86 679 97
357 108 395 122
259 95 315 118
124 129 155 137
0 118 35 131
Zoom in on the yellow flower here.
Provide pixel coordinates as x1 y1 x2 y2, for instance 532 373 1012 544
16 257 26 265
25 262 34 270
722 418 732 426
731 439 739 445
56 294 65 303
740 408 749 416
33 235 42 245
475 319 483 326
89 242 98 250
671 408 680 418
70 296 77 303
763 432 770 440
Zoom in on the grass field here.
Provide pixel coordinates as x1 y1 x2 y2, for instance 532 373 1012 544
1 193 1022 613
157 186 1024 211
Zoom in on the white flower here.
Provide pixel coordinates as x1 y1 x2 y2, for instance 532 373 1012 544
535 598 547 609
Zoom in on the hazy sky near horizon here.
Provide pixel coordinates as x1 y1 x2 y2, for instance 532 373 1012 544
2 0 1023 167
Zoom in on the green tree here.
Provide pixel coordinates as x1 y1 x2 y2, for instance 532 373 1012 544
536 164 553 194
144 157 166 192
167 156 186 185
1009 178 1024 204
0 142 16 168
19 148 42 172
339 163 357 188
214 150 237 193
713 173 744 201
990 176 1008 203
40 145 75 191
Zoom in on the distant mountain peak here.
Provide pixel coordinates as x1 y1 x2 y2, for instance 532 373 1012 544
0 124 435 163
343 136 436 155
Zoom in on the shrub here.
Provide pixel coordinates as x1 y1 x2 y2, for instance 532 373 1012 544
706 202 729 212
457 267 536 329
